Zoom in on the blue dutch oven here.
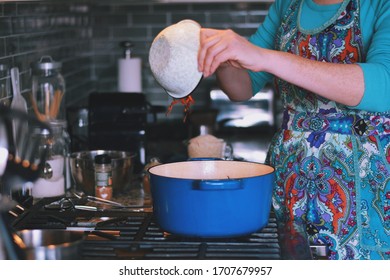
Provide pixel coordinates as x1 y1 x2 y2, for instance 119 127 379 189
148 160 275 238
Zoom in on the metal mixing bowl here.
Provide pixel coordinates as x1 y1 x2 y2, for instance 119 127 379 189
70 150 136 196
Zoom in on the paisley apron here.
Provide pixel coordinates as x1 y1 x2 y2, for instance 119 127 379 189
268 0 390 259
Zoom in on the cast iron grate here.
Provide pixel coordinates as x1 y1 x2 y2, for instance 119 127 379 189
11 198 282 260
81 214 281 260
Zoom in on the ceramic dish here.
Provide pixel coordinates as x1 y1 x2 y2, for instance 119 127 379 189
149 19 202 99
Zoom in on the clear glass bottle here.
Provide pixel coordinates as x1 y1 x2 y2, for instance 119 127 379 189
31 56 66 122
94 154 113 200
31 120 69 199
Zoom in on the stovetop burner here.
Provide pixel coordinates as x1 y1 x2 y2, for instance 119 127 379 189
11 197 283 260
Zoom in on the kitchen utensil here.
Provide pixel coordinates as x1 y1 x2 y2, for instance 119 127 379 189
30 56 66 121
1 106 52 260
149 19 202 99
0 106 52 192
10 67 28 159
71 191 128 207
70 150 136 196
43 196 145 212
13 229 85 260
148 160 275 238
43 197 101 212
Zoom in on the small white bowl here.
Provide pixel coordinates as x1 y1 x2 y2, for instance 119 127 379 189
149 19 203 99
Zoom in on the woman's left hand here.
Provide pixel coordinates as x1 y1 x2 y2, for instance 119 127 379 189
198 28 264 77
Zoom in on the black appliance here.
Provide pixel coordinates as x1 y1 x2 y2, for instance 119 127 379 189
88 92 154 173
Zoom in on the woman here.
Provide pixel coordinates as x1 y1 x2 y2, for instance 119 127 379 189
198 0 390 260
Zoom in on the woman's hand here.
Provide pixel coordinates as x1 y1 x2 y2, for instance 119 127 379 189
198 28 264 77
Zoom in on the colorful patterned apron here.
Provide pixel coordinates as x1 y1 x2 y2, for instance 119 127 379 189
268 0 390 259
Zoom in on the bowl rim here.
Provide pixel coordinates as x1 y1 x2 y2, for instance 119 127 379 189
70 150 137 160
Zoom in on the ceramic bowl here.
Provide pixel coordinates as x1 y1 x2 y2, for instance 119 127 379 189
149 19 202 99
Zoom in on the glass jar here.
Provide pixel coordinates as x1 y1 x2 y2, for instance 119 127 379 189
31 56 66 122
31 120 70 199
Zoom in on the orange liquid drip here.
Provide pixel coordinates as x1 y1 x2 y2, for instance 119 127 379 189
166 95 195 122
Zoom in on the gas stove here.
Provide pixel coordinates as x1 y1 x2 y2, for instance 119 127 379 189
9 197 290 260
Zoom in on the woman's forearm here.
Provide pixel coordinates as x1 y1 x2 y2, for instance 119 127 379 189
215 65 253 102
199 28 365 107
261 49 365 107
214 48 365 106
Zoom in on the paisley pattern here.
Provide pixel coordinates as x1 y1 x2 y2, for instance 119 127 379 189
268 0 390 259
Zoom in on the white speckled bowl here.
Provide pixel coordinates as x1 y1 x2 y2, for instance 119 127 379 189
149 19 202 99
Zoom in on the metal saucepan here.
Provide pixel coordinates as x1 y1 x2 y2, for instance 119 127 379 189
148 160 275 238
13 229 85 260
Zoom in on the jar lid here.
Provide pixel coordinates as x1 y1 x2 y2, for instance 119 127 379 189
32 56 62 70
94 154 112 164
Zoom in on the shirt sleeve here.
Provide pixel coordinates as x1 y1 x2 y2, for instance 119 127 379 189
352 0 390 112
247 0 289 94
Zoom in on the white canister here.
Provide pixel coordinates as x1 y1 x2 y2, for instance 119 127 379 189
32 176 65 198
32 120 69 198
187 134 233 159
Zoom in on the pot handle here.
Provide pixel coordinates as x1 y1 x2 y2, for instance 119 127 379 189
195 179 242 190
188 157 223 161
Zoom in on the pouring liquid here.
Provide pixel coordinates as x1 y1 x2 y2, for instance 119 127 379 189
166 95 195 122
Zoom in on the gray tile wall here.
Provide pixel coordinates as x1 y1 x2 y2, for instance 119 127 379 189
0 0 94 108
0 0 272 119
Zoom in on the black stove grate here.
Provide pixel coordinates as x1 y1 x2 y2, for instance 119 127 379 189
82 214 281 260
11 198 282 260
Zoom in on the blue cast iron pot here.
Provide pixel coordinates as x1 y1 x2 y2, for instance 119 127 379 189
148 160 275 238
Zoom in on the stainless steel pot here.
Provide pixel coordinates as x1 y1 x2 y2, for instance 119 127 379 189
13 229 85 260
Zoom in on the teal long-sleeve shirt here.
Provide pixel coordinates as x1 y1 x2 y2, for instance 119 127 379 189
248 0 390 112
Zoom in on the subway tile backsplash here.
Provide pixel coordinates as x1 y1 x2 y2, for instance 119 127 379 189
0 0 272 119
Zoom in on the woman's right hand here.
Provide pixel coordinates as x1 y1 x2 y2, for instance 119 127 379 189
198 28 264 77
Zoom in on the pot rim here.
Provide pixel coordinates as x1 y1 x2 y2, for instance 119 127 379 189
14 229 85 250
148 160 275 180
